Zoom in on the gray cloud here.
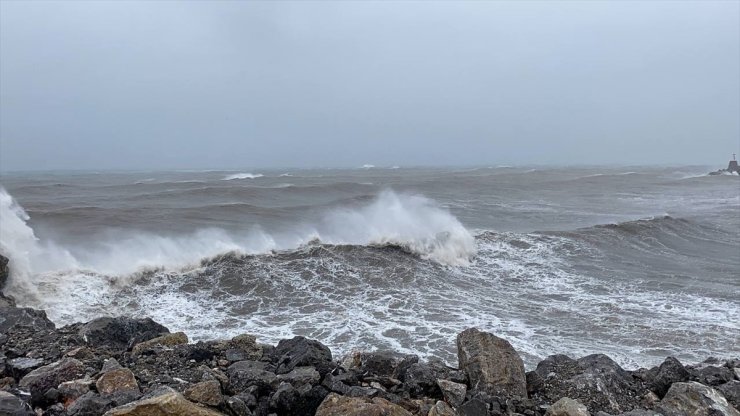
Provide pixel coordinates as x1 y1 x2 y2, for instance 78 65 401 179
1 0 738 170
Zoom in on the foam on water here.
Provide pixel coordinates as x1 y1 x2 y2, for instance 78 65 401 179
222 173 264 180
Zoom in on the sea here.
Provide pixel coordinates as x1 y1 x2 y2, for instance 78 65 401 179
1 165 738 369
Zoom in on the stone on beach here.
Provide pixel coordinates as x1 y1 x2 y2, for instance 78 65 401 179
456 327 527 397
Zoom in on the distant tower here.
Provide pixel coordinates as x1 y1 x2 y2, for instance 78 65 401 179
729 153 739 173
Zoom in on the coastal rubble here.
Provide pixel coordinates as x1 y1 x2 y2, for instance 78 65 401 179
1 253 739 416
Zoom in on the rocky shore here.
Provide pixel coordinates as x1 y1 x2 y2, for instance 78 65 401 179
1 254 738 416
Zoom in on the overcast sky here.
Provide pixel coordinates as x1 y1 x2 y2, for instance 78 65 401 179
1 0 738 171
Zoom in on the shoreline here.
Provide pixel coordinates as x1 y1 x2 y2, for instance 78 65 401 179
2 255 739 416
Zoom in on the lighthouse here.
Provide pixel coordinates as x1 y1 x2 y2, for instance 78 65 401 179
728 153 739 173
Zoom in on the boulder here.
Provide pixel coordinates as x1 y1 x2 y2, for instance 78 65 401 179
184 380 223 407
102 390 227 415
658 381 739 416
546 397 590 416
403 360 466 399
131 332 188 355
227 360 278 395
225 396 252 416
59 378 94 403
456 328 527 397
347 351 418 379
716 380 740 410
0 253 9 290
529 354 645 414
648 357 690 398
67 391 115 416
429 400 458 416
18 357 86 404
272 336 334 377
437 379 466 408
6 357 44 378
79 317 169 350
0 307 55 334
96 368 140 396
276 366 320 387
691 365 735 386
315 392 413 416
0 391 34 416
457 398 489 416
226 334 263 361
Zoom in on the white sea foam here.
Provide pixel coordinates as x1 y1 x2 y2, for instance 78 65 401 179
361 164 375 169
222 173 264 180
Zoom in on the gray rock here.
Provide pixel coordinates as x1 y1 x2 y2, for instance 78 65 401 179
429 400 458 416
276 366 320 387
437 379 466 408
457 398 488 416
184 380 223 407
18 357 86 404
658 381 740 416
691 365 735 386
271 336 334 377
0 307 55 334
546 397 590 416
0 391 34 416
348 351 419 379
67 391 115 416
100 358 123 373
228 360 278 395
457 328 527 397
0 254 9 290
716 380 740 409
79 317 169 350
226 396 253 416
6 357 44 378
529 354 644 414
648 357 689 398
226 334 263 361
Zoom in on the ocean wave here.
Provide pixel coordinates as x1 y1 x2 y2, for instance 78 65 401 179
222 173 264 180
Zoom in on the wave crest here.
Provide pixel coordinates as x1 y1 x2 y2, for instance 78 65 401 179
222 173 264 180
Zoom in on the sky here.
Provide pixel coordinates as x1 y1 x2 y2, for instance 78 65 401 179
0 0 738 171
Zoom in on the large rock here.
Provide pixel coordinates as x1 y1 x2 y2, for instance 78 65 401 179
528 354 645 414
102 390 227 416
18 357 86 404
437 379 466 408
658 381 740 416
546 397 590 416
456 328 527 397
345 351 418 379
79 317 169 350
225 334 263 361
0 391 34 416
717 380 740 409
403 359 466 399
0 253 9 290
131 332 188 355
428 400 458 416
648 357 690 398
272 336 334 376
0 307 55 334
227 360 278 395
67 392 115 416
184 380 223 407
270 382 330 415
315 392 413 416
6 357 44 378
96 368 140 396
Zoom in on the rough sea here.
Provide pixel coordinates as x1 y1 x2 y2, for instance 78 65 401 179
1 166 738 369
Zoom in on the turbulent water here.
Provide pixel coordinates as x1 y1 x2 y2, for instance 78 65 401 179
1 166 738 369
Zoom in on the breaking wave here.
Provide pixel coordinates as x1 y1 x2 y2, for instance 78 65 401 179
222 173 264 180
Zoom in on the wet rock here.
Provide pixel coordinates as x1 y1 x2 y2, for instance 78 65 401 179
225 396 253 416
321 373 352 395
437 379 466 408
271 336 334 377
315 392 413 416
6 357 44 378
349 351 419 379
102 390 227 415
402 360 465 399
0 307 55 334
529 354 644 414
716 380 740 409
456 328 527 397
67 392 115 416
429 400 458 416
226 334 263 361
184 380 222 407
658 381 739 416
457 398 488 416
648 357 690 398
276 366 320 387
131 332 188 356
546 397 590 416
227 360 277 395
18 357 86 404
79 317 169 350
691 365 735 386
0 254 9 290
96 368 140 396
100 359 123 373
0 391 34 416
